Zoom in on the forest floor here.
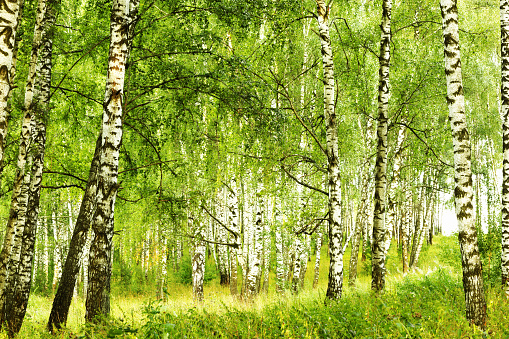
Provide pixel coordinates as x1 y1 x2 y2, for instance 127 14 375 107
13 235 509 338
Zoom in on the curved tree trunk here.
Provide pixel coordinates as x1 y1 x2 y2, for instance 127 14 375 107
440 0 487 328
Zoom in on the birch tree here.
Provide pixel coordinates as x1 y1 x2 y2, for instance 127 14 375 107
47 134 102 331
85 0 137 321
0 0 21 178
440 0 487 328
0 0 48 328
315 0 343 301
501 0 509 298
3 0 58 334
371 0 392 292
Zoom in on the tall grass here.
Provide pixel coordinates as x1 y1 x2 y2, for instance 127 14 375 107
13 235 509 338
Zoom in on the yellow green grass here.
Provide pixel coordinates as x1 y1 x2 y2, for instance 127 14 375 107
9 235 509 338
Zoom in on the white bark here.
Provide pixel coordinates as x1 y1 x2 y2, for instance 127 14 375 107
191 216 205 302
440 0 487 327
0 0 21 174
245 183 263 299
316 0 343 302
86 0 137 321
501 0 509 297
371 0 391 292
313 225 322 288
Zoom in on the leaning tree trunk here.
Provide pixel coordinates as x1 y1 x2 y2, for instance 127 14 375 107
501 0 509 298
4 0 56 334
85 0 137 321
0 0 22 180
440 0 487 328
0 0 47 327
47 133 101 332
316 0 343 302
371 0 391 292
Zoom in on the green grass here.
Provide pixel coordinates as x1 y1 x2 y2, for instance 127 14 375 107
12 235 509 338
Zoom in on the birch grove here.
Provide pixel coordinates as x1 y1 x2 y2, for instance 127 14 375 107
0 0 502 333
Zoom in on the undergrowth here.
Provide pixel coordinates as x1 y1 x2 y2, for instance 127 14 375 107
10 235 509 338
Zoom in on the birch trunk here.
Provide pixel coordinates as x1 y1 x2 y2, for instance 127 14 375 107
371 0 391 292
43 217 48 288
262 199 271 293
52 211 62 288
501 0 509 297
85 0 136 321
299 235 310 289
440 0 487 327
313 225 322 288
316 0 343 302
0 0 46 326
227 178 239 296
412 184 432 268
410 185 424 267
386 123 406 256
275 197 285 292
4 0 56 332
349 204 363 286
47 133 101 331
402 181 411 273
245 184 263 299
190 216 205 302
159 238 167 300
217 189 229 286
0 0 21 179
292 235 302 293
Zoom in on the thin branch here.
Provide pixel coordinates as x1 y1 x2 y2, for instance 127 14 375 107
296 212 329 235
186 234 239 249
281 164 328 196
117 195 143 203
269 68 327 156
201 204 239 238
118 160 177 174
398 121 452 168
341 230 353 255
49 35 110 101
41 184 84 190
43 170 87 183
52 86 102 104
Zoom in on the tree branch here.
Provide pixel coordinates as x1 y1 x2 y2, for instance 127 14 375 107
201 204 239 238
281 164 328 196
